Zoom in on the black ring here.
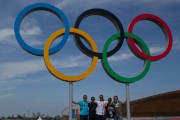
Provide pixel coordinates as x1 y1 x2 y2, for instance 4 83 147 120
73 8 124 59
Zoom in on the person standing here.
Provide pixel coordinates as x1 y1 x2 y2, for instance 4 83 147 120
113 96 123 120
88 96 97 120
73 95 89 120
105 98 116 120
96 95 107 120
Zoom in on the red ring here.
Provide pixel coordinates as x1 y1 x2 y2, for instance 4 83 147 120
128 14 173 61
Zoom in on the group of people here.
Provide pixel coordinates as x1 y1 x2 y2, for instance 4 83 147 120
73 95 123 120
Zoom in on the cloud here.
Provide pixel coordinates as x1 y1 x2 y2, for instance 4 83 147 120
56 0 117 10
107 46 165 62
0 17 41 45
108 53 133 62
55 0 179 11
0 59 45 81
0 26 41 43
0 79 24 92
0 28 14 42
52 55 89 68
20 26 41 36
0 87 14 92
0 54 89 93
173 38 180 49
149 47 164 54
0 94 15 100
25 39 44 46
56 0 71 8
0 55 89 81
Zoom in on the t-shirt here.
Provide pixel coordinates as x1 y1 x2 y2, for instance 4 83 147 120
105 103 115 118
78 100 89 115
88 102 97 115
113 100 123 116
96 101 108 115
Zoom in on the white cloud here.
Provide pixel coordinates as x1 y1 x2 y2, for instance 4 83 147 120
53 55 89 68
173 38 180 49
20 26 41 36
26 39 43 46
0 55 89 93
149 47 164 54
106 46 164 62
55 0 177 11
0 28 14 42
0 86 14 92
0 79 24 92
0 55 89 81
0 17 41 44
0 59 45 81
0 94 15 100
56 0 116 10
108 53 133 62
0 26 41 43
56 0 71 8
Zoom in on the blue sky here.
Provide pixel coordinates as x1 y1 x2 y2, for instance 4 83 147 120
0 0 180 117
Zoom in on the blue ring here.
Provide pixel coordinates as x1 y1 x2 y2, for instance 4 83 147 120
14 3 70 55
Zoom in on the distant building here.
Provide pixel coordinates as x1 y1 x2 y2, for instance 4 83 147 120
38 117 42 120
122 90 180 117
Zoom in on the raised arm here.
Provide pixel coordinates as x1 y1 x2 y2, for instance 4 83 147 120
72 100 78 104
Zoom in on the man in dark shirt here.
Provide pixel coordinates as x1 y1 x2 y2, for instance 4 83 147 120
88 96 97 120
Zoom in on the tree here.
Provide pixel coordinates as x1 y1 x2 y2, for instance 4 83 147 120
22 113 26 119
17 114 23 119
0 116 5 120
32 112 37 119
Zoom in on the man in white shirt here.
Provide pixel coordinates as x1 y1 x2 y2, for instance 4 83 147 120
96 95 107 120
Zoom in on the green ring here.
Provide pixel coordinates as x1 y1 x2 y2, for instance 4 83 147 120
102 32 151 83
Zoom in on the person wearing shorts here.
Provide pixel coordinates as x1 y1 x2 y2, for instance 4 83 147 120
73 95 89 120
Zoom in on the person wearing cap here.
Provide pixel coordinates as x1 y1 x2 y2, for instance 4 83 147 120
96 95 107 120
88 96 97 120
73 95 89 120
105 98 116 120
113 96 123 120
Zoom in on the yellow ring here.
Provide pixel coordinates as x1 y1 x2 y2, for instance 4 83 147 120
44 28 98 82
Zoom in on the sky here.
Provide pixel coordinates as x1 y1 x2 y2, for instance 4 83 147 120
0 0 180 117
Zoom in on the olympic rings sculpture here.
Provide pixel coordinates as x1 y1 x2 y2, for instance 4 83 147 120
14 3 173 83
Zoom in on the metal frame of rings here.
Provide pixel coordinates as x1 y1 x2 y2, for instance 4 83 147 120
14 3 173 83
